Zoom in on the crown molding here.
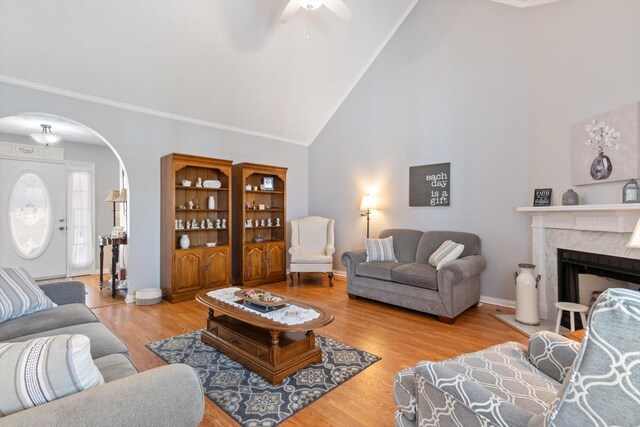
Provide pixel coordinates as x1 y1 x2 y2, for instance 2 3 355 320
0 74 307 146
488 0 561 8
308 0 420 145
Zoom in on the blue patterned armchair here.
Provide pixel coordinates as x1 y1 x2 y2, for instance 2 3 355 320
393 288 640 427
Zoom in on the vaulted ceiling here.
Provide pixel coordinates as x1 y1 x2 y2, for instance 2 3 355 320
0 0 416 145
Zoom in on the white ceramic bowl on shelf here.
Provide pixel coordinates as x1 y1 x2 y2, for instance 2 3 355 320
203 180 221 188
181 180 192 187
206 242 217 247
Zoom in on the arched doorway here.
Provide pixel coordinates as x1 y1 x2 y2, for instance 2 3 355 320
0 112 130 306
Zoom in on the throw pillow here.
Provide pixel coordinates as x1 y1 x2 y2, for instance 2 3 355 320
0 334 104 416
428 240 465 270
364 236 397 262
0 267 56 324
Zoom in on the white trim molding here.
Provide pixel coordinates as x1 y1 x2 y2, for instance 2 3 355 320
0 75 307 147
479 295 516 309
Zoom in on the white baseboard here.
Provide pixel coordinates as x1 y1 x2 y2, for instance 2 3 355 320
479 295 516 309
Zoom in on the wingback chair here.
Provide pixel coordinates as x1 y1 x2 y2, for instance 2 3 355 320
289 216 335 286
394 287 640 427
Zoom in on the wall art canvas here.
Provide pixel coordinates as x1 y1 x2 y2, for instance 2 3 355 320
571 102 640 186
409 162 450 206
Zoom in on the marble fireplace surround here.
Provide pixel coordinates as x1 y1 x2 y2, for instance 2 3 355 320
517 204 640 322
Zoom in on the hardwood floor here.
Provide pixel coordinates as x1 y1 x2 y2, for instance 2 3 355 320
91 274 524 427
73 274 126 309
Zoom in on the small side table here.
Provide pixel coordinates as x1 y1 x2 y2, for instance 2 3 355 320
98 235 128 298
555 301 588 334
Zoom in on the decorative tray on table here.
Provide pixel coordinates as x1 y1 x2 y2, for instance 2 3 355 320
234 289 287 313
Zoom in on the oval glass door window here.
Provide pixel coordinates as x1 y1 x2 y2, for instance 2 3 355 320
9 172 53 259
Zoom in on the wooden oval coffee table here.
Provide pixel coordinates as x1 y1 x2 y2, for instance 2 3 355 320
196 291 334 385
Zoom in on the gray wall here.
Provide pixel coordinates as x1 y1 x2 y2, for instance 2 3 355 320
527 0 640 204
0 82 309 297
0 132 119 271
309 0 530 302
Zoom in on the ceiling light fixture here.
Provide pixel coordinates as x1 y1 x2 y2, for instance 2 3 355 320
299 0 323 10
30 124 62 147
280 0 353 22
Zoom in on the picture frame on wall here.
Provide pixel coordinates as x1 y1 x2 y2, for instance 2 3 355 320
570 102 640 186
533 188 552 207
409 162 450 206
262 176 274 191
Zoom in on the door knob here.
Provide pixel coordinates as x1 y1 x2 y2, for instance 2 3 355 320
59 226 66 231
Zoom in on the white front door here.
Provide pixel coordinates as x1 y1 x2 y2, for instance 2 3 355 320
0 159 67 279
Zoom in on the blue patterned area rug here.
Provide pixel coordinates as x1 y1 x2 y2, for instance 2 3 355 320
146 330 380 426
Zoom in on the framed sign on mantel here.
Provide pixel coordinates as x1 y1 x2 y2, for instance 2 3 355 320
409 162 450 207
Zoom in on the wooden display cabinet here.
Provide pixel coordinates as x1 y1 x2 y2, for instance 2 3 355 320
232 163 287 286
161 153 233 302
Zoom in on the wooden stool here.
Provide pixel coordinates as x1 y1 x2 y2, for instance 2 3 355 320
555 302 588 333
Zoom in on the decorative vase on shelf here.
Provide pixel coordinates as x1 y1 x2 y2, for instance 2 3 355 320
514 263 541 326
208 196 215 210
179 234 190 249
562 189 579 206
590 151 612 180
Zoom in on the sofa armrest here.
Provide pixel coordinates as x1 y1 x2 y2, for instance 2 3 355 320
341 250 367 286
394 366 417 423
413 362 534 427
289 244 300 256
38 281 86 305
341 250 367 269
0 364 204 427
437 255 486 285
528 331 580 383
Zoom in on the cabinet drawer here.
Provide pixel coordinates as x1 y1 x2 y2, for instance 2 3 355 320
217 326 269 361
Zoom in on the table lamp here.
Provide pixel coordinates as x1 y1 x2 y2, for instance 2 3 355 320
104 190 120 227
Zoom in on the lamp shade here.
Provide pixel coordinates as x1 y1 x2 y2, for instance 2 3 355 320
627 217 640 248
104 190 120 202
115 188 128 202
360 194 376 211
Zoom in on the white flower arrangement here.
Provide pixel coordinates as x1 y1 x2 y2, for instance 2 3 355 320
585 119 620 153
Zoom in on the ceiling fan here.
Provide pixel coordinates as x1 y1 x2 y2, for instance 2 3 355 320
280 0 353 22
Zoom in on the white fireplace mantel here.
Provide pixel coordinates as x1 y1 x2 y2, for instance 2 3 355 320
517 204 640 322
517 204 640 233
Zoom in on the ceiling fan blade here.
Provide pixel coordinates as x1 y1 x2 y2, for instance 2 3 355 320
280 1 302 22
323 0 353 21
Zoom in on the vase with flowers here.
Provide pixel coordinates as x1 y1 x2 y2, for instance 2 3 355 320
585 119 620 180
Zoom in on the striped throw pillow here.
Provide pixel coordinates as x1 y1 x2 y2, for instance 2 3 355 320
0 334 104 416
428 240 465 270
0 267 56 324
364 236 397 262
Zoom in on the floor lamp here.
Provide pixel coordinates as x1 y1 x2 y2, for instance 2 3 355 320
360 194 376 238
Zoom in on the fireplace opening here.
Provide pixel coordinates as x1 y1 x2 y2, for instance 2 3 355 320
557 249 640 329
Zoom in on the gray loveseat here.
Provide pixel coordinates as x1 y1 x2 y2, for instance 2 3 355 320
341 229 486 323
0 280 204 427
